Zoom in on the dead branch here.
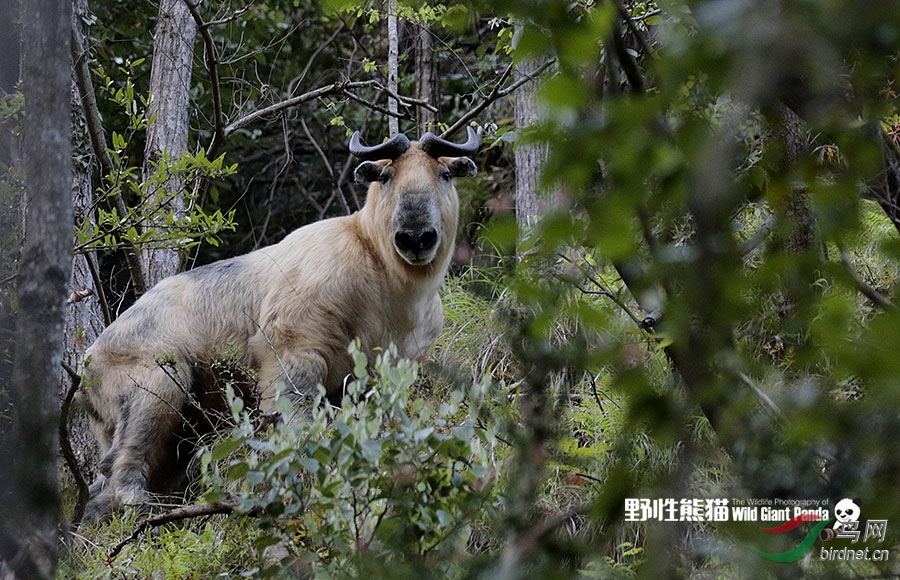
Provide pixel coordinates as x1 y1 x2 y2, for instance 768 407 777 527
60 363 89 528
84 245 113 326
343 89 409 120
290 23 345 95
557 252 646 327
107 501 236 560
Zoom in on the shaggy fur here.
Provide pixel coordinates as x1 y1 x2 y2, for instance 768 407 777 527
78 142 477 520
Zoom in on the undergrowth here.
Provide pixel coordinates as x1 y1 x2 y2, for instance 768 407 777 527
57 211 900 578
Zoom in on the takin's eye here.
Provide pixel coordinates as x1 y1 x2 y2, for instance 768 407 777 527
439 169 451 182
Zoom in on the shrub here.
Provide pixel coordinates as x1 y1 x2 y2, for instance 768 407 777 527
201 341 500 578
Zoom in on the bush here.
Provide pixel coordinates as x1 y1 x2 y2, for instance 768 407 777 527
200 341 500 578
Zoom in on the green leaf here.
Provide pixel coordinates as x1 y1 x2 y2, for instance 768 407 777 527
211 437 245 462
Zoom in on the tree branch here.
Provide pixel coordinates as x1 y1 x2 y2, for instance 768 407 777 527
386 0 399 136
59 363 89 528
343 89 408 120
70 22 148 297
441 60 553 139
107 501 236 560
181 0 226 159
609 8 645 93
839 247 895 310
739 213 777 256
224 80 376 137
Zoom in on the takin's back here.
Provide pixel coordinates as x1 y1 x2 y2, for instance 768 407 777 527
82 211 443 405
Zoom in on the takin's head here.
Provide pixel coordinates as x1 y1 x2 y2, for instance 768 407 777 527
351 128 479 269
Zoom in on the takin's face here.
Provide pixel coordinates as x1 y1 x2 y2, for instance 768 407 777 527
355 147 476 267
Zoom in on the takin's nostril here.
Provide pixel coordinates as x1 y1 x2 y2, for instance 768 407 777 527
395 228 438 253
418 229 438 251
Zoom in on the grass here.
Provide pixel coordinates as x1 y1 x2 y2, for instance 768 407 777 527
60 511 267 579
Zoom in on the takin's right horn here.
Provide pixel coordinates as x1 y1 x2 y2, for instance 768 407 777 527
349 132 411 161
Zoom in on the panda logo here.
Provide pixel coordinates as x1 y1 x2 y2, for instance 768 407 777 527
821 498 864 541
834 498 861 531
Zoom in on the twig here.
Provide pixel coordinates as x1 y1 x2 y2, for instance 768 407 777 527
557 252 646 328
290 23 345 95
441 60 554 139
60 363 90 528
182 0 226 159
736 370 784 420
204 4 251 27
107 501 236 560
839 247 895 310
300 119 352 217
343 89 409 120
84 250 113 326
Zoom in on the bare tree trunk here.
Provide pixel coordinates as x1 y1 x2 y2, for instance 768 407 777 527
386 0 399 137
0 0 72 576
0 0 22 393
141 0 197 287
514 59 554 231
63 22 104 480
414 24 436 134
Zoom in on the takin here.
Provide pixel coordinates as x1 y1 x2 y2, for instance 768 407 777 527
78 128 480 521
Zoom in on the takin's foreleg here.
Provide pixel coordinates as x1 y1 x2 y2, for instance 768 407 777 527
256 349 329 413
82 359 191 521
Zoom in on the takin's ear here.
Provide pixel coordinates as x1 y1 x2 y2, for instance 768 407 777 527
443 157 477 178
354 160 390 183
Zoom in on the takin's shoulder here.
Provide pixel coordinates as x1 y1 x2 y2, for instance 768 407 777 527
253 213 389 279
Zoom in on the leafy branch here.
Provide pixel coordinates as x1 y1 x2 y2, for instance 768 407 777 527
71 23 148 296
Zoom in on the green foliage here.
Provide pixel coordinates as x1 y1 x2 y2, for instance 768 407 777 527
201 342 499 577
60 513 267 579
453 0 900 575
75 68 238 255
54 0 900 577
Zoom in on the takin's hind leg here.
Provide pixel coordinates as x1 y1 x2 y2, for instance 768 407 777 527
84 361 190 519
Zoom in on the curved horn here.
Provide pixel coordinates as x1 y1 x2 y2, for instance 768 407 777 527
419 126 480 158
349 132 411 161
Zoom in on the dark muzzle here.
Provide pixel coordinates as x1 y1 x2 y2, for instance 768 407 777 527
394 228 438 255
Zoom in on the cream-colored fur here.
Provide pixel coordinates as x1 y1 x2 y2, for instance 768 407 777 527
78 143 476 520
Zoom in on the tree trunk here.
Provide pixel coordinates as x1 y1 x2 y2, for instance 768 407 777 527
771 104 816 254
0 0 72 577
60 185 103 487
0 0 22 391
386 0 400 137
62 33 105 483
141 0 197 287
413 24 436 134
514 59 553 231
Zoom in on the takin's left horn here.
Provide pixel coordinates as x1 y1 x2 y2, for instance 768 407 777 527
419 126 480 158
